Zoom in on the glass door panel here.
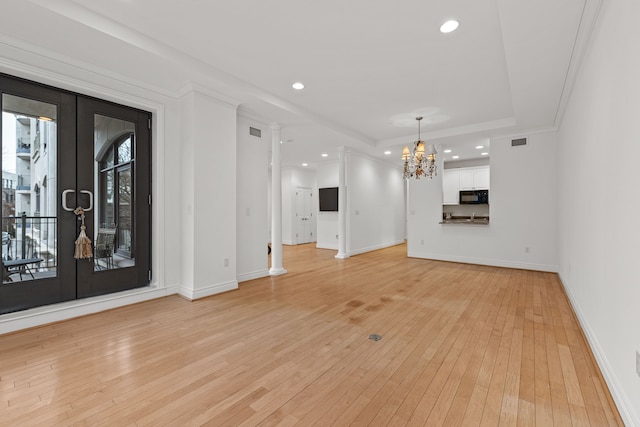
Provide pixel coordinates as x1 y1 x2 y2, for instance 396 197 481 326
2 94 58 281
93 115 136 271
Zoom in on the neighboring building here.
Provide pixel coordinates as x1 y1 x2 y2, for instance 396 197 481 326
2 113 56 263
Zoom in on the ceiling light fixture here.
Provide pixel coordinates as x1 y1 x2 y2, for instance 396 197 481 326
302 163 308 167
452 155 460 159
444 149 452 153
475 145 484 149
401 117 437 180
440 20 459 33
384 151 391 155
292 82 305 90
321 153 328 157
481 152 489 156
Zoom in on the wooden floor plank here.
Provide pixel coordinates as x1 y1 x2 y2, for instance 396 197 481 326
0 243 622 426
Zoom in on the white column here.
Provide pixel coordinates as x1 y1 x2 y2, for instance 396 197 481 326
335 147 349 259
269 123 287 275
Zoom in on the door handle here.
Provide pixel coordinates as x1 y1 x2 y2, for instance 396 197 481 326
62 189 93 212
80 190 93 211
62 189 75 212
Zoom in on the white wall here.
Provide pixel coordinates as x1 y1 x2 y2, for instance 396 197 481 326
348 152 405 255
236 115 269 282
557 1 640 424
180 90 238 299
316 160 339 250
408 131 558 272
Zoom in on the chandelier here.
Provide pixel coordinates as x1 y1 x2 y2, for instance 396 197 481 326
401 116 437 180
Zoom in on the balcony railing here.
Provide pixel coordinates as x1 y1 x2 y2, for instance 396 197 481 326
16 138 31 154
2 214 57 269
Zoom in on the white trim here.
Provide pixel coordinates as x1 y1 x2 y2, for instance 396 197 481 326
282 240 297 246
0 286 171 335
316 243 338 251
348 240 405 256
558 274 639 427
407 252 558 273
237 269 270 283
0 36 177 99
177 280 238 301
176 82 241 108
269 267 287 276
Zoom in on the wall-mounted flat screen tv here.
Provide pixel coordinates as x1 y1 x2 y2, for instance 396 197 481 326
319 187 339 211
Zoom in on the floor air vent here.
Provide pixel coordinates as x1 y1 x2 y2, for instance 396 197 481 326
249 127 262 138
511 137 527 147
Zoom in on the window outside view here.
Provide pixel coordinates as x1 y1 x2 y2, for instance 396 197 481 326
2 94 57 282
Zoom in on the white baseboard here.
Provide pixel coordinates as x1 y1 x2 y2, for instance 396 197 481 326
407 251 558 273
316 243 338 250
178 280 238 301
349 240 405 256
558 274 639 427
0 286 172 335
237 269 270 283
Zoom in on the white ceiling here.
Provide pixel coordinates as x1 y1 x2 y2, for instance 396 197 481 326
1 0 598 169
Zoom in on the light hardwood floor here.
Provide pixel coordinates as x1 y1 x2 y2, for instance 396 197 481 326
0 243 623 426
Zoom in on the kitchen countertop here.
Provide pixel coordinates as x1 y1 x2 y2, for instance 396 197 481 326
440 216 490 225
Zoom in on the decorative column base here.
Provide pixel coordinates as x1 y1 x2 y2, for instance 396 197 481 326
335 253 350 259
269 267 288 276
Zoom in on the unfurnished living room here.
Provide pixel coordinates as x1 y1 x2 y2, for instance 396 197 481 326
0 1 639 426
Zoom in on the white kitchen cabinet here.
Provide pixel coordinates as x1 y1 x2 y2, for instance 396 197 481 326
443 170 460 205
459 166 490 190
474 167 490 189
442 166 490 205
459 169 474 190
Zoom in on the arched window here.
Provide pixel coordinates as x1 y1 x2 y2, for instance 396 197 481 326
99 133 134 257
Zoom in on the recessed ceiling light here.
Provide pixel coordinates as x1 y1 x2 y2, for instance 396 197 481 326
452 155 460 159
280 140 284 144
292 82 305 90
444 149 452 153
475 145 484 149
321 153 328 157
481 152 489 156
440 20 459 34
384 151 391 155
302 163 308 167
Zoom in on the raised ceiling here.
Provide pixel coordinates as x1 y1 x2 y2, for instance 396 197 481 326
1 0 600 168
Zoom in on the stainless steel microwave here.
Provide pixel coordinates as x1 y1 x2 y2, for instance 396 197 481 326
460 189 489 204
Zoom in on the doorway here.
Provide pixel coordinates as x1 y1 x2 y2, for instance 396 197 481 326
0 74 151 314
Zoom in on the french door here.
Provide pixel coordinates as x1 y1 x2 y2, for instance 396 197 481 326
0 74 151 315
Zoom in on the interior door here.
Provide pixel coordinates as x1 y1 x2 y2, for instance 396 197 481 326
0 74 150 315
296 188 313 244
